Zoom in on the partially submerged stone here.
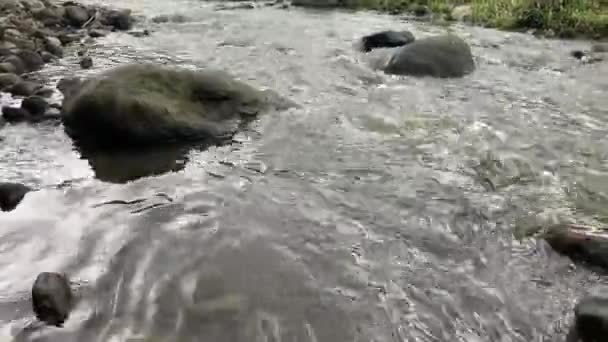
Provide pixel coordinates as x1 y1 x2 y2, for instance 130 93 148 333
0 182 32 211
360 30 415 52
60 63 296 148
567 286 608 342
32 272 73 327
383 34 475 78
544 224 608 268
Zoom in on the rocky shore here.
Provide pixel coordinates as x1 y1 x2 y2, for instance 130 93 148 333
0 0 134 124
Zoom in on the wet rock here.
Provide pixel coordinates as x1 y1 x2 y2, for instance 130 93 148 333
7 80 41 96
61 63 296 148
79 56 92 69
64 5 90 28
21 95 48 116
39 50 55 62
0 0 22 12
56 76 82 98
567 286 608 342
383 34 475 78
88 29 108 38
33 86 53 98
2 55 25 75
451 4 472 21
0 62 18 74
291 0 340 7
44 36 63 57
2 106 30 122
32 272 73 327
0 72 20 88
127 30 150 38
360 30 415 52
57 32 82 45
571 50 586 59
32 7 65 27
544 224 608 268
103 9 132 31
2 28 24 44
0 41 17 52
0 182 32 211
591 43 608 53
16 49 43 72
151 14 189 24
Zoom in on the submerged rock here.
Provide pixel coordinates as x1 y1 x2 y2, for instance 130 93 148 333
544 224 608 268
567 286 608 342
2 106 30 122
79 56 92 69
7 80 42 96
0 182 32 211
60 63 296 148
383 34 475 78
32 272 73 327
21 95 48 116
360 30 415 52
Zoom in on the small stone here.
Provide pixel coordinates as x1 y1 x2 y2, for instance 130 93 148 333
0 62 18 74
32 272 73 327
16 50 44 72
128 30 150 38
104 9 132 31
40 51 56 63
2 106 30 123
21 95 48 116
571 50 586 60
34 87 54 98
64 5 90 28
0 182 32 211
7 81 42 96
0 72 21 89
79 56 92 69
44 36 63 57
2 55 25 75
88 29 108 38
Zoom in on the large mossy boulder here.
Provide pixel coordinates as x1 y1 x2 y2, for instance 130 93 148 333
383 34 475 78
60 64 296 148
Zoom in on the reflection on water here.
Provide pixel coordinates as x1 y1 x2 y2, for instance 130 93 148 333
79 145 191 184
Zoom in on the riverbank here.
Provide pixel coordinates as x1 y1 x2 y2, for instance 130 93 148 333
292 0 608 39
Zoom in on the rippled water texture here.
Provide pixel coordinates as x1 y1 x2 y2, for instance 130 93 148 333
1 1 608 341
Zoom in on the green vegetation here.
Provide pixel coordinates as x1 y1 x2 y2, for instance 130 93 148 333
350 0 608 38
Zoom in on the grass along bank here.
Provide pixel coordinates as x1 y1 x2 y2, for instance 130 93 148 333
317 0 608 39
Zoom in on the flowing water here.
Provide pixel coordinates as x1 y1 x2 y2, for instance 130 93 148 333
1 1 608 341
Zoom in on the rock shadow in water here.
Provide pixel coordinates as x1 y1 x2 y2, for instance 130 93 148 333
77 144 197 184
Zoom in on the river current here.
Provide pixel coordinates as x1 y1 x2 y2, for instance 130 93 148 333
1 1 608 341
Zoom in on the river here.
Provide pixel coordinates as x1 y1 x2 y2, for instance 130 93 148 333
1 1 608 341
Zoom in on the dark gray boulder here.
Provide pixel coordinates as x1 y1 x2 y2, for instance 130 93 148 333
16 50 44 72
2 106 30 123
32 272 73 327
2 55 26 75
60 63 296 148
64 5 90 28
360 30 415 52
79 56 92 69
0 182 32 211
383 34 476 78
567 286 608 342
21 95 48 116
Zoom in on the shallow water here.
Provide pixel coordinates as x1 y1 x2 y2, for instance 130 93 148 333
1 1 608 341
